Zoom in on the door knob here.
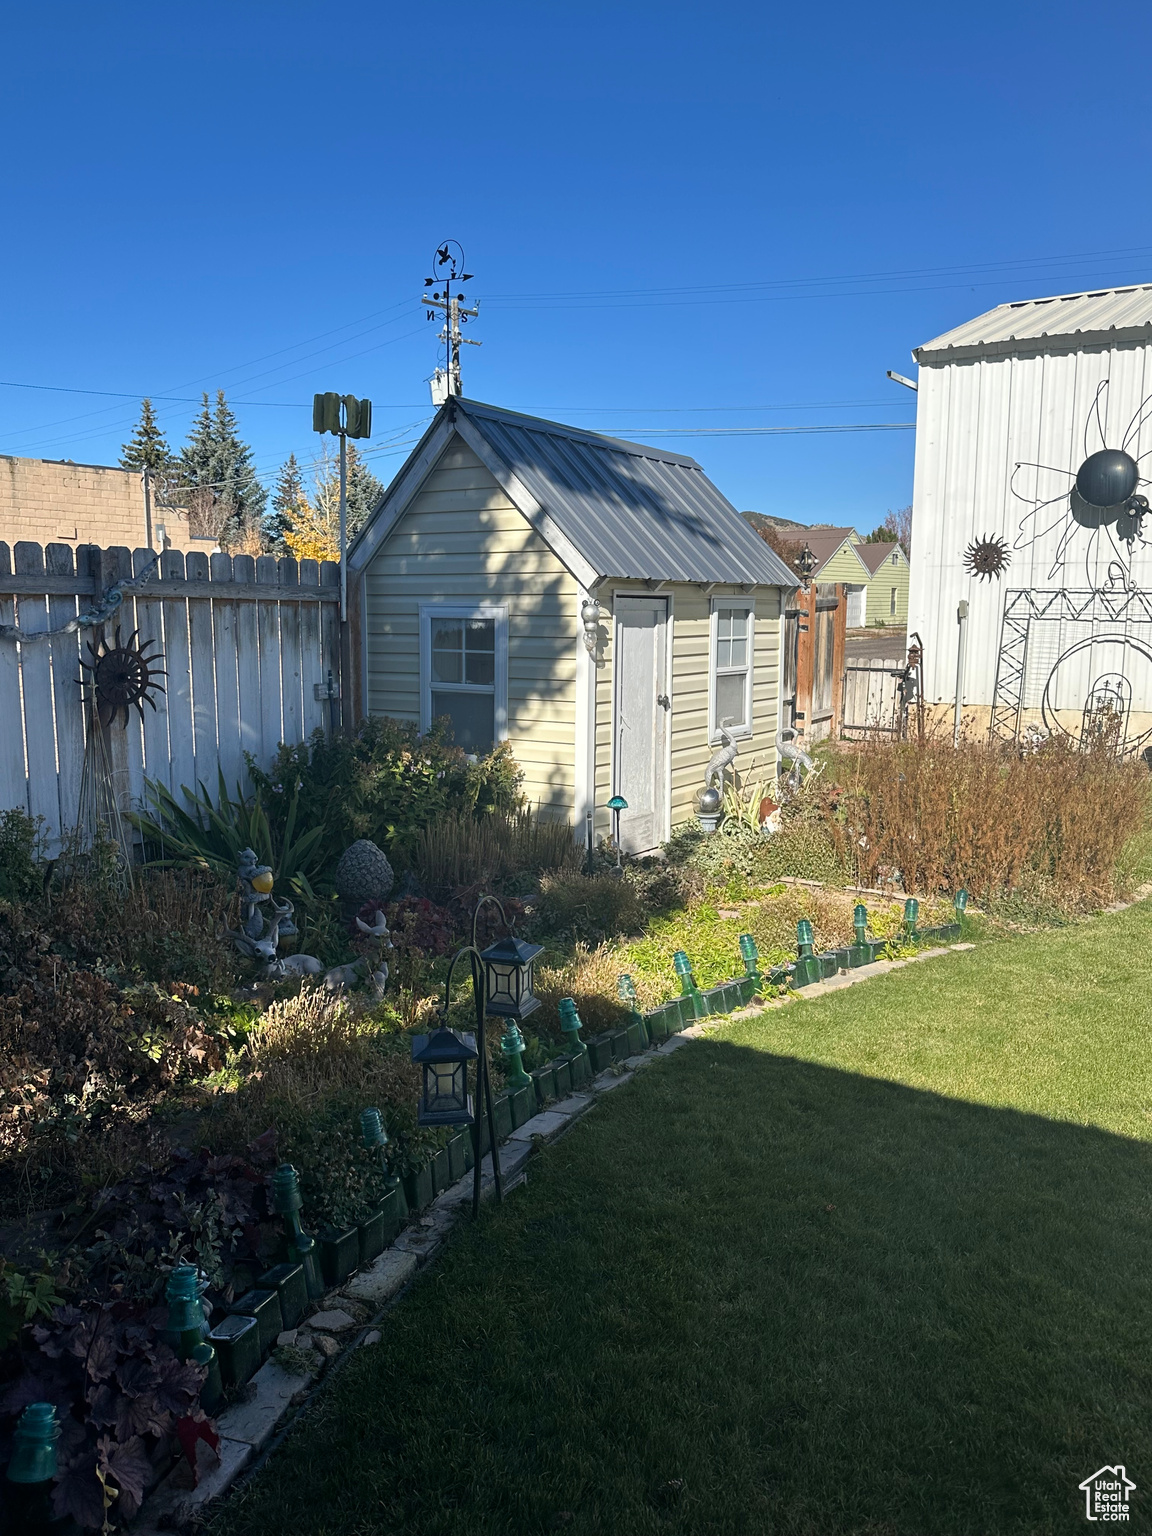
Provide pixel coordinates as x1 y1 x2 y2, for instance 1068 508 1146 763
657 694 671 709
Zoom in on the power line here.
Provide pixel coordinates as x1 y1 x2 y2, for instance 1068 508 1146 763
481 243 1152 305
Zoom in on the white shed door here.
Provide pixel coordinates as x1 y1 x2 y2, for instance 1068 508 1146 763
613 596 668 853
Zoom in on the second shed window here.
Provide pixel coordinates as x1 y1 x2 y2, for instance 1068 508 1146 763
710 604 753 739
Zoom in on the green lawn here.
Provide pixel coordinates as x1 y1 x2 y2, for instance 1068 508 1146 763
215 903 1152 1536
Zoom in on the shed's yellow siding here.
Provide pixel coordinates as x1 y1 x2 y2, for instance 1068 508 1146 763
591 583 781 842
363 435 578 817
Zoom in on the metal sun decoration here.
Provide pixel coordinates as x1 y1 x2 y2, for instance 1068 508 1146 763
80 625 166 728
963 533 1011 582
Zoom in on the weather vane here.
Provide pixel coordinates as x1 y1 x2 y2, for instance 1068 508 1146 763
422 241 480 404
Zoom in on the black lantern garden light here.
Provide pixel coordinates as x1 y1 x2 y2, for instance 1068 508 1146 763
797 543 818 586
415 896 543 1218
412 1027 478 1125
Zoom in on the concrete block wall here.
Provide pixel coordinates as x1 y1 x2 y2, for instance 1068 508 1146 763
0 453 202 553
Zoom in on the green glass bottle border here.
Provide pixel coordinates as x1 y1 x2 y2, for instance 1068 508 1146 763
219 912 969 1389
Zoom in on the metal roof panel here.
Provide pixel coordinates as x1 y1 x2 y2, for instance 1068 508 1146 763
452 398 794 586
915 285 1152 363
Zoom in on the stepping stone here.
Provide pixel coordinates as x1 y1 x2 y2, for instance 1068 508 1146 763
551 1095 593 1118
215 1359 314 1450
596 1071 634 1092
510 1110 569 1141
343 1249 418 1305
307 1309 357 1333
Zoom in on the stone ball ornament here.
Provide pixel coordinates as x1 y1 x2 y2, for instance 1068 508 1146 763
334 839 395 904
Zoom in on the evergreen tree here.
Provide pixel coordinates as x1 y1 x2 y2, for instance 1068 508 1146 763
347 446 384 538
177 390 267 546
311 443 383 541
266 452 305 552
120 399 176 501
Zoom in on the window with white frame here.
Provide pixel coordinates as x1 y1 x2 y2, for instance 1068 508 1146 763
710 602 754 739
890 551 899 566
420 605 507 754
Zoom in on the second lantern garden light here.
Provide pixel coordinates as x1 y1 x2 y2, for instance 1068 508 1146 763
411 895 542 1218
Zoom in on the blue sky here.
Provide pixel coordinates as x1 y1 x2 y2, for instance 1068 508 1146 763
3 0 1152 530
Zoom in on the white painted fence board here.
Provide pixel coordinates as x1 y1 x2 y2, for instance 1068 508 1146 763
98 548 136 831
232 555 262 773
210 553 243 794
15 543 62 840
256 557 283 765
279 560 303 752
0 546 25 817
133 548 172 800
185 552 218 789
46 544 84 842
161 551 196 796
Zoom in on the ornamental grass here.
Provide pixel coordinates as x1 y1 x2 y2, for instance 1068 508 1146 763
826 736 1149 908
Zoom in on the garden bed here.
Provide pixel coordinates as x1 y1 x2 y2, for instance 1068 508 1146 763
0 720 1145 1526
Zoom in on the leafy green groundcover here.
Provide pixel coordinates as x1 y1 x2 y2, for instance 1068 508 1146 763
213 906 1152 1536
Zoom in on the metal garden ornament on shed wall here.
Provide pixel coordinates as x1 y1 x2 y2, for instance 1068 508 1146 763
1011 380 1152 592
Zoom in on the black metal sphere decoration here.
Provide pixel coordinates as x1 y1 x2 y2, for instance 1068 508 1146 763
963 533 1011 582
1075 448 1139 509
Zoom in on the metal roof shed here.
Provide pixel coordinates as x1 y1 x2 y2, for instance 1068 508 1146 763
348 397 792 852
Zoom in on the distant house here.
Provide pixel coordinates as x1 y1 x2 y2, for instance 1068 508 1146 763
854 540 910 627
348 397 794 853
742 515 873 625
0 453 204 553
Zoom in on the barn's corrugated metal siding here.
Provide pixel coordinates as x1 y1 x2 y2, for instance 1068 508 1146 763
908 343 1152 706
915 286 1152 363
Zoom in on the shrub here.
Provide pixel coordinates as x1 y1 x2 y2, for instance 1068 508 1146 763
826 736 1149 907
132 774 326 895
412 810 580 902
198 989 431 1226
532 869 647 945
248 718 526 872
0 809 45 904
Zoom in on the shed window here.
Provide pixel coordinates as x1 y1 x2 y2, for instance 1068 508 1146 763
710 603 754 740
420 605 507 754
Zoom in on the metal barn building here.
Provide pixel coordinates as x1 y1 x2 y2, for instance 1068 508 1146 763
906 285 1152 754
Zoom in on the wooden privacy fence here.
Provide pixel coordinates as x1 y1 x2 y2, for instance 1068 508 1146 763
0 541 342 849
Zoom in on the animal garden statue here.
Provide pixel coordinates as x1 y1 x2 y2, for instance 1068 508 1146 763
775 726 814 794
704 727 739 794
229 847 298 963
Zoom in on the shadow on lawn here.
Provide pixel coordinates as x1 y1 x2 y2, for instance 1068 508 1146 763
216 1040 1152 1536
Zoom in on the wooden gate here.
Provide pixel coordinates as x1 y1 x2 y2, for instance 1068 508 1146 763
840 660 903 737
781 582 847 745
